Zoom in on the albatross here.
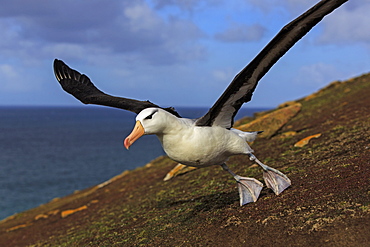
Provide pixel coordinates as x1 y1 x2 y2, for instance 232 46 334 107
53 0 348 205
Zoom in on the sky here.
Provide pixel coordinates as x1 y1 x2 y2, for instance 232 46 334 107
0 0 369 108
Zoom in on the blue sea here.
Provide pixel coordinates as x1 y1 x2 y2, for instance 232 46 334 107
0 106 266 220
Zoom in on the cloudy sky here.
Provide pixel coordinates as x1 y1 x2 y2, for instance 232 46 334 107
0 0 368 108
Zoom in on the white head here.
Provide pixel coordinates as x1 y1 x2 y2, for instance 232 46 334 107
124 108 174 149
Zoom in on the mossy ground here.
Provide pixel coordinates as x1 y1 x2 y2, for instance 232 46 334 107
0 73 369 246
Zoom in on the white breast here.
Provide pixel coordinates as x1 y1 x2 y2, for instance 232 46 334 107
158 125 252 167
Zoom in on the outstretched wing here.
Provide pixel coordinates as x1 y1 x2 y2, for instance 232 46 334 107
53 59 180 117
195 0 347 128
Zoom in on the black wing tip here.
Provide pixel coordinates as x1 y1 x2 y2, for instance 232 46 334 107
53 59 65 73
53 58 73 82
53 59 64 82
53 58 71 72
52 59 103 105
53 59 86 83
53 58 62 64
52 59 182 116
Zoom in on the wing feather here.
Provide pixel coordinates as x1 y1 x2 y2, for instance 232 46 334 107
53 59 180 116
195 0 348 128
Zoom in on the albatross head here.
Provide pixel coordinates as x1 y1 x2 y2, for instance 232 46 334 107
124 108 170 149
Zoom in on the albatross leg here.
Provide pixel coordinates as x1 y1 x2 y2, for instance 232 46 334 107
221 163 263 206
248 154 291 195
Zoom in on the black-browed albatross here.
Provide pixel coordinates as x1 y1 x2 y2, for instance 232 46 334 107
53 0 348 205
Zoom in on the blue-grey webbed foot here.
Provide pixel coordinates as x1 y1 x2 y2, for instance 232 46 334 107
262 167 291 195
236 175 263 205
248 154 291 195
221 164 263 206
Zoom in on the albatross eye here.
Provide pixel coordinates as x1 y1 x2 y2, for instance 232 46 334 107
144 110 158 120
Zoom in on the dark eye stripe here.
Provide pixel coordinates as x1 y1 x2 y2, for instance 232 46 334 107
144 110 158 120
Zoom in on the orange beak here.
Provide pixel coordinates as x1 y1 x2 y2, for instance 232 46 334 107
124 121 145 150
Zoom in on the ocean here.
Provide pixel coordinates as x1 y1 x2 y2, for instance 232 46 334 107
0 106 267 220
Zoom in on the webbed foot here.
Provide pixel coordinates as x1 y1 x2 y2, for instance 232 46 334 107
221 163 263 205
236 175 263 205
248 153 291 195
263 167 291 195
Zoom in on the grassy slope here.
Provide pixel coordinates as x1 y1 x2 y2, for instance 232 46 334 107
0 73 369 246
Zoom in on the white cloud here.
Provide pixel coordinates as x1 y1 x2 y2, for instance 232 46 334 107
214 23 265 43
294 62 341 87
152 0 221 12
124 3 163 32
246 0 318 15
244 1 370 50
211 68 235 82
0 64 33 92
318 2 370 46
0 0 206 67
0 64 17 78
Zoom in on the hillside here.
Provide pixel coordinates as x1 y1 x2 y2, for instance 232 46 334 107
0 73 369 246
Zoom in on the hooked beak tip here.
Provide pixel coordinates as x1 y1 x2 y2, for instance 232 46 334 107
124 138 131 150
124 120 145 150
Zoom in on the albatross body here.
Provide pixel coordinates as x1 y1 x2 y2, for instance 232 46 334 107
123 107 291 205
125 108 255 168
53 0 348 205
